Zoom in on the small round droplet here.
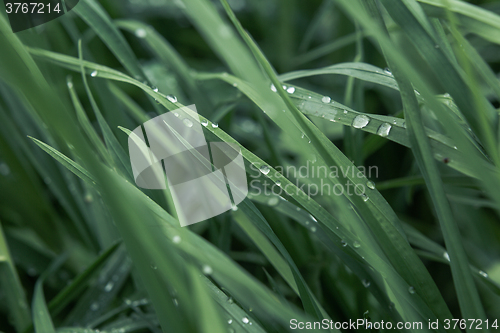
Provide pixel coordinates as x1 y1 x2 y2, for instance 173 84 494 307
384 67 392 75
90 70 98 77
343 109 348 114
135 28 147 38
276 181 281 187
361 194 369 202
152 86 159 92
260 165 270 175
321 96 331 103
270 84 277 92
479 270 488 278
173 235 181 244
202 265 213 275
443 252 450 262
408 286 416 294
212 123 219 128
268 197 279 206
310 226 317 232
366 181 375 190
352 115 370 129
67 81 73 89
84 193 93 203
362 279 371 288
90 302 100 311
166 94 177 103
104 282 114 292
231 204 238 211
242 317 249 324
228 319 233 324
183 118 193 127
286 86 295 94
201 119 208 127
377 123 392 137
341 240 347 247
353 241 361 248
173 112 179 117
228 297 234 304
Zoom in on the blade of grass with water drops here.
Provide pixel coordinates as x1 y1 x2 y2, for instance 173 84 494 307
72 0 144 80
372 2 489 327
28 35 449 329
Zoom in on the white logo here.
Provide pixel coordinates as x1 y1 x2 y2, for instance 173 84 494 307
128 105 248 226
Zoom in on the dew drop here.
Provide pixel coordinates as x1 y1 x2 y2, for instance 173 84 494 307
135 28 147 38
352 115 370 129
150 264 157 270
173 112 179 117
377 123 392 137
212 123 219 128
166 94 177 103
228 319 233 324
276 181 281 187
173 235 181 244
202 265 213 275
268 197 279 206
231 204 238 211
361 194 369 202
90 302 100 311
408 286 416 294
201 119 208 127
286 86 295 94
84 193 93 204
353 241 361 248
341 240 347 247
67 81 73 89
479 270 488 278
443 252 450 261
90 70 98 77
152 86 159 92
242 317 249 324
321 96 331 103
260 165 270 175
310 226 317 232
366 181 375 190
384 67 392 75
362 279 371 288
183 118 193 128
104 282 114 292
270 84 277 92
343 109 348 114
228 297 234 304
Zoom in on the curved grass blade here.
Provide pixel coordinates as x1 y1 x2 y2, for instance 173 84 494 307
0 223 31 332
372 1 489 327
73 0 144 80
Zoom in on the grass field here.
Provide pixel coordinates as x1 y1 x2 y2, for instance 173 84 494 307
1 0 500 332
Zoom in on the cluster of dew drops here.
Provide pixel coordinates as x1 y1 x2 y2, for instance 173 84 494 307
269 83 394 138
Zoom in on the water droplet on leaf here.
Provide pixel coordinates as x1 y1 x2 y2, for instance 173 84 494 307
352 115 370 129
